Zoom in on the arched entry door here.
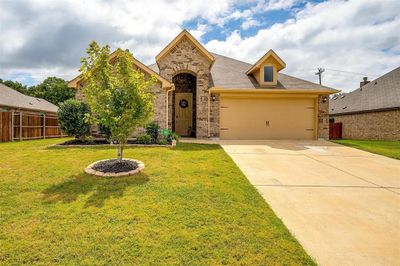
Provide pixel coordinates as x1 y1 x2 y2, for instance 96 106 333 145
172 73 196 137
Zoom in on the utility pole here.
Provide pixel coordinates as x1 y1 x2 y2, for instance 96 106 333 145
315 68 325 85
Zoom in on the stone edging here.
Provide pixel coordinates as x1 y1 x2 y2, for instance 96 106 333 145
50 140 176 148
84 158 145 177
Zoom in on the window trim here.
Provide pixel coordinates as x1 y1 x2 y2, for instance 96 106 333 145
263 66 274 83
260 64 277 86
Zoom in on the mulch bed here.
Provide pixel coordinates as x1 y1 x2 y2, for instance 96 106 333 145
92 159 138 173
60 139 139 145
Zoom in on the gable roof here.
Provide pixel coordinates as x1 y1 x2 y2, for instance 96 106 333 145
246 49 286 75
68 51 172 89
155 30 215 66
149 53 337 92
0 83 58 113
330 67 400 115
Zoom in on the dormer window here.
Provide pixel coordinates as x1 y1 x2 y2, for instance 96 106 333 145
246 49 286 87
263 66 274 82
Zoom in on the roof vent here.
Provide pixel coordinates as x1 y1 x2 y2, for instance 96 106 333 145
36 98 41 102
29 102 33 105
360 77 370 88
340 94 346 99
342 106 347 109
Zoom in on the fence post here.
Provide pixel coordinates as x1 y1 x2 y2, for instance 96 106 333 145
19 111 22 141
43 113 46 139
11 111 14 141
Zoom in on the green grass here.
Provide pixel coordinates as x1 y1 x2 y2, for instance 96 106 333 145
0 138 315 265
333 139 400 160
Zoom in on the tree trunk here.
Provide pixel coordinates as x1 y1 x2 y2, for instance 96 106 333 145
117 144 123 161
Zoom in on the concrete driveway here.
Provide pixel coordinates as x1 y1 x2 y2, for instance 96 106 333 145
220 140 400 266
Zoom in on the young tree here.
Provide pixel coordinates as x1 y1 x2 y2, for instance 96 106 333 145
80 41 156 160
29 77 75 105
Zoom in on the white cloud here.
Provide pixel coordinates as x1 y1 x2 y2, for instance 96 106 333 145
205 0 400 91
0 0 399 92
242 19 261 30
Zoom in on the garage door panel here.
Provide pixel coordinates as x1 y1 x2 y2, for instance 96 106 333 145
220 97 315 140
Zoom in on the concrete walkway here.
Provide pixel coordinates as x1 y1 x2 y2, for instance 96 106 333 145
220 140 400 266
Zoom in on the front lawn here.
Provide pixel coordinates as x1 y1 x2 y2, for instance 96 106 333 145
0 139 314 265
333 139 400 160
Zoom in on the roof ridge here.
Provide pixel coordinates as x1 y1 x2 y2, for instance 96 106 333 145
210 52 252 66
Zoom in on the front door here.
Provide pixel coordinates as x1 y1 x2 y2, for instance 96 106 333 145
175 93 193 136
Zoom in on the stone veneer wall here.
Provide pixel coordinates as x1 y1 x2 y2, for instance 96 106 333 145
209 93 220 137
331 109 400 140
157 36 212 138
317 95 329 139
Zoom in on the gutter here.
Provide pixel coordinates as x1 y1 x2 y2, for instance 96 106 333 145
209 87 339 94
330 107 400 116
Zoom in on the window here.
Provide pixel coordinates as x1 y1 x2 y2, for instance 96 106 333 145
263 66 273 82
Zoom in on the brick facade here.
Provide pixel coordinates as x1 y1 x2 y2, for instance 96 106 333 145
331 109 400 140
317 95 329 139
156 36 212 138
209 93 220 138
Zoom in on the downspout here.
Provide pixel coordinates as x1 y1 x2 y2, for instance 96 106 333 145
166 84 175 130
208 91 211 138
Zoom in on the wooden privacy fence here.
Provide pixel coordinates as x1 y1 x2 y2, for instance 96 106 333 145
329 122 342 140
0 111 66 142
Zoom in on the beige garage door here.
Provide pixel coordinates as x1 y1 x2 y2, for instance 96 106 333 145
220 96 316 140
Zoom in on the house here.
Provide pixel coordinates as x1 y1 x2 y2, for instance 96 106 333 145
68 30 338 140
0 83 62 142
330 67 400 140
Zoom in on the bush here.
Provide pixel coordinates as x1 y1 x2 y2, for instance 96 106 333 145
161 129 180 143
136 134 152 144
145 122 160 143
58 99 91 140
157 138 168 145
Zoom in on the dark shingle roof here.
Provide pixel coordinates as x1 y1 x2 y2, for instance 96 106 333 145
148 53 337 91
0 83 58 113
330 67 400 115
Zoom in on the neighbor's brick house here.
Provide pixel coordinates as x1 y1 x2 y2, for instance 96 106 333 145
69 30 338 140
330 67 400 141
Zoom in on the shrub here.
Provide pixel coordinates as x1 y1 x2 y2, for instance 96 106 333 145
58 99 91 140
136 134 152 144
157 138 168 145
146 121 160 143
161 129 180 143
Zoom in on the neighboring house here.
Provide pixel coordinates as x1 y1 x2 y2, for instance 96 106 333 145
68 30 338 140
330 67 400 141
0 83 62 142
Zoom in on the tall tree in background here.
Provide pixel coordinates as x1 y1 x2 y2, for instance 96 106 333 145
0 79 28 94
0 77 75 106
29 77 75 105
80 41 156 160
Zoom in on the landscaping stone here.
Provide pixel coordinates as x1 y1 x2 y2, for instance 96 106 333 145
85 158 145 177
